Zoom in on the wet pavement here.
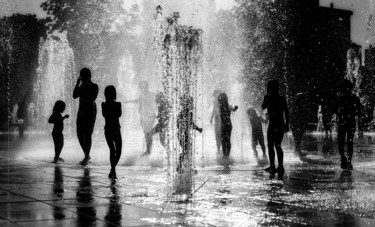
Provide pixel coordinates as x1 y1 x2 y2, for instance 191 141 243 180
0 132 375 226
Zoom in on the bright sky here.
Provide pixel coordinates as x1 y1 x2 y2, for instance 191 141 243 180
0 0 373 47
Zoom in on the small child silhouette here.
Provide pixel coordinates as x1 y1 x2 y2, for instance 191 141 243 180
261 80 289 175
218 92 238 157
247 108 267 155
102 85 122 179
48 100 69 163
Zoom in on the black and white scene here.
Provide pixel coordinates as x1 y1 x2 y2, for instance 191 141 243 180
1 0 375 226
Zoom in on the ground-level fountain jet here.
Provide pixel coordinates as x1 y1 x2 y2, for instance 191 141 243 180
154 6 203 201
33 33 76 133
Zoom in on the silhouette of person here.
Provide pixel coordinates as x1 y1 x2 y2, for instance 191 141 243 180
102 86 122 179
290 92 308 155
218 92 238 157
247 107 267 155
335 79 361 170
262 80 289 175
177 96 202 173
48 100 69 163
125 81 156 156
73 68 99 165
210 90 222 156
150 92 170 150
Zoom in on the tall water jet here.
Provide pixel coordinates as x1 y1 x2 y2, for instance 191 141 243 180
154 7 203 201
33 33 76 133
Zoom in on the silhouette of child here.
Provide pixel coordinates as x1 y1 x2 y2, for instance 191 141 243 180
48 100 69 163
210 90 222 155
102 86 122 179
151 92 170 150
177 96 202 173
290 92 308 155
218 92 238 157
262 80 289 175
247 108 267 155
125 81 156 156
335 79 361 170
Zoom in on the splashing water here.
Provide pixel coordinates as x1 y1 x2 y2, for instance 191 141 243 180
154 7 203 201
33 33 76 133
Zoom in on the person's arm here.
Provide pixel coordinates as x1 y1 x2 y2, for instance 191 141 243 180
191 113 203 133
48 113 55 124
73 78 81 99
231 105 238 112
283 97 289 132
102 102 107 118
261 95 269 110
210 104 216 124
117 103 122 118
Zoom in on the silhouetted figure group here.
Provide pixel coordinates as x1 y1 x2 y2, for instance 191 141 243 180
49 68 121 179
48 67 360 181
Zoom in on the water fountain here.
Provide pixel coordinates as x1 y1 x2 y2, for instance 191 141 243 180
154 7 203 201
33 33 76 133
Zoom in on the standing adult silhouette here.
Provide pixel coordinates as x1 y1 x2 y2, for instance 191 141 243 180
73 68 99 165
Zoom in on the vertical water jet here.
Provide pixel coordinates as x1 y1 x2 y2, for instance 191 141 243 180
154 6 203 201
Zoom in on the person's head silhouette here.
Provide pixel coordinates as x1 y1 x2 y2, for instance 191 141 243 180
53 100 66 113
80 68 91 83
218 93 229 106
267 80 279 96
213 90 221 98
104 85 117 101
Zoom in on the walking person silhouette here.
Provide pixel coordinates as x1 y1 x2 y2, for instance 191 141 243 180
125 81 156 156
73 68 99 166
102 86 122 179
335 79 361 170
262 80 289 175
48 100 69 163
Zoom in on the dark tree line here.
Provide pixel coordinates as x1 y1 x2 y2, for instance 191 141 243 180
40 0 143 93
0 14 47 126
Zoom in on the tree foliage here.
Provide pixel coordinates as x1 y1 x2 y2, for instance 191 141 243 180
0 14 46 125
41 0 142 88
235 0 292 106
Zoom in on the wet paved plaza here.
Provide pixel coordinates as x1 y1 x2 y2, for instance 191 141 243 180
0 132 375 226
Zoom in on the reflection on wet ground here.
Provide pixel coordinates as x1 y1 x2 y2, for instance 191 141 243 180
0 133 374 226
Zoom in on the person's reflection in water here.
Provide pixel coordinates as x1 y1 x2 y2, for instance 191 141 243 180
76 168 96 225
104 180 122 226
52 166 65 219
339 170 353 190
